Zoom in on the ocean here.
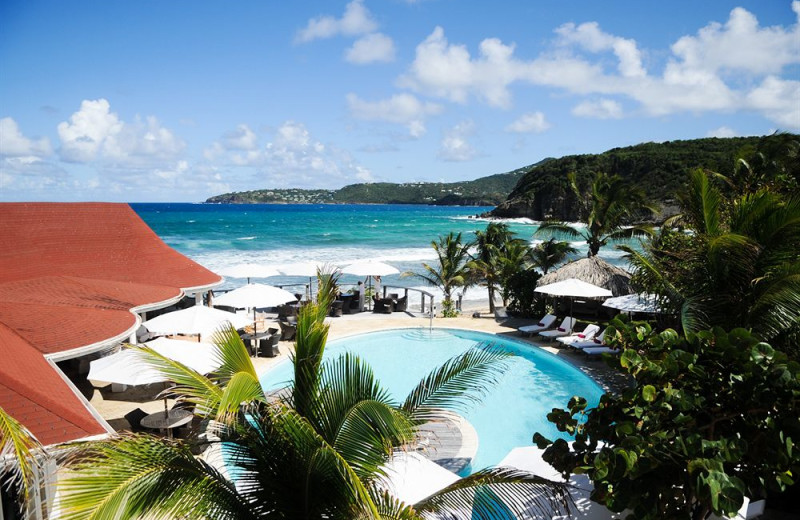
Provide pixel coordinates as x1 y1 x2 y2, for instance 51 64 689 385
131 203 629 306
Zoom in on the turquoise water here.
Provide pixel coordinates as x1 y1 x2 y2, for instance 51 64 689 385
259 328 603 474
131 203 630 303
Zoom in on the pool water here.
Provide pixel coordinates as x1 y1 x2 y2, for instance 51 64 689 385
259 328 603 474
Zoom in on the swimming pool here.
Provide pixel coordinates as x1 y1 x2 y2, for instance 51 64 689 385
259 328 604 474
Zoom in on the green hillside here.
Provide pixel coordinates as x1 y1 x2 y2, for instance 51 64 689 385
205 166 533 205
491 136 773 221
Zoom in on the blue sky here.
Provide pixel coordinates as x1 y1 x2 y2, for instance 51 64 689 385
1 0 798 202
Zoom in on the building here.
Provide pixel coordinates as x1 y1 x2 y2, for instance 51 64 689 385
0 203 221 518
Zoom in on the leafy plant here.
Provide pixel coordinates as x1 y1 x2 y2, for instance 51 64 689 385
535 172 653 257
529 238 577 274
505 268 544 318
534 320 800 520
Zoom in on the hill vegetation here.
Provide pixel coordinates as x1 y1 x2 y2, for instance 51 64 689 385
205 165 534 206
491 136 771 221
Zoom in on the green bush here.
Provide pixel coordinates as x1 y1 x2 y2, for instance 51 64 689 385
534 320 800 520
505 268 544 318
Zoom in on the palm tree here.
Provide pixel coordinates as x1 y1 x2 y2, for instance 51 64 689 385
405 232 473 315
470 223 522 312
535 172 653 257
1 406 49 517
529 238 577 274
57 274 572 519
623 169 800 348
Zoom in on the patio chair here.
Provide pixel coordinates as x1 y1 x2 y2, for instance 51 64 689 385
330 300 344 317
124 407 149 433
556 324 601 347
581 344 620 357
538 317 577 341
279 320 296 341
372 296 392 314
394 295 408 312
260 333 281 357
518 314 557 336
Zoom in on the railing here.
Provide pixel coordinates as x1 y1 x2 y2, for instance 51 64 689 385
379 284 436 314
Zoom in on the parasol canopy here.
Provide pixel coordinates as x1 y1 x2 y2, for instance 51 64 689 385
534 278 613 299
341 260 399 277
213 283 297 309
143 305 251 339
88 337 221 386
217 263 280 282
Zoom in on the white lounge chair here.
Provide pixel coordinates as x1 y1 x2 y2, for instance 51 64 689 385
538 317 577 340
556 323 601 347
582 345 621 356
517 314 557 336
567 329 607 350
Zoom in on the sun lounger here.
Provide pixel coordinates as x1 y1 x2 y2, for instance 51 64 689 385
581 345 620 356
517 314 557 336
556 324 601 346
538 317 576 340
567 330 607 350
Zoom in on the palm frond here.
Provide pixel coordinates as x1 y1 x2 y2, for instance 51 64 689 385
209 324 258 383
215 372 268 424
57 434 257 520
0 406 46 508
401 347 510 422
132 344 224 419
291 300 332 418
533 221 583 240
413 467 573 519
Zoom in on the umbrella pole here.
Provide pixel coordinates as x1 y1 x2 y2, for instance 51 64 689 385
569 297 575 333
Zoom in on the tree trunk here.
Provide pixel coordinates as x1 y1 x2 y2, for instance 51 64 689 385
487 284 496 312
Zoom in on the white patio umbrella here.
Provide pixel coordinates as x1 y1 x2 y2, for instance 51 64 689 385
143 305 252 341
535 278 613 333
602 293 663 314
88 338 221 386
213 283 298 336
342 260 399 308
217 263 280 283
276 261 337 300
89 338 222 413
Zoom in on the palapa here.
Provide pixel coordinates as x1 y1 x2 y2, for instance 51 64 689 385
538 256 632 297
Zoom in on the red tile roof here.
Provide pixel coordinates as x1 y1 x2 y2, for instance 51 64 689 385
0 203 222 445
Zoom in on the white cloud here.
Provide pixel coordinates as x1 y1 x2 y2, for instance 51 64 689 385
670 5 800 77
346 32 396 64
505 112 551 133
439 120 478 162
572 99 623 119
744 76 800 129
707 126 737 138
555 21 646 77
295 0 378 43
399 5 800 128
399 27 524 108
222 124 259 150
346 92 443 137
57 99 185 163
0 117 52 157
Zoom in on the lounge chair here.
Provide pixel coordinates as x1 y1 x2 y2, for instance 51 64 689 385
567 330 607 350
581 345 620 356
556 324 601 347
538 317 577 340
517 314 557 336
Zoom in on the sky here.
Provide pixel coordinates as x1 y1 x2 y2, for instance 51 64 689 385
1 1 798 202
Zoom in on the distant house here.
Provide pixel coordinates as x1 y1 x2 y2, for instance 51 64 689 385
0 203 221 518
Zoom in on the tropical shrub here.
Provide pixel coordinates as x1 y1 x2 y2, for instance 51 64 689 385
534 320 800 520
505 269 543 318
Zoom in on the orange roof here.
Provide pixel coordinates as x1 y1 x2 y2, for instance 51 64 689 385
0 203 222 445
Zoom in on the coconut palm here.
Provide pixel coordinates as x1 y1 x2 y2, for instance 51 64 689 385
405 232 473 315
623 169 800 348
1 406 49 517
470 223 525 312
529 238 577 274
535 172 653 257
57 274 572 519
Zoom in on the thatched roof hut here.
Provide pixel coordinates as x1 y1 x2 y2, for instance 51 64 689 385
538 256 632 296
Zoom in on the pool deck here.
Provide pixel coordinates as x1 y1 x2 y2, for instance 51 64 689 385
83 307 629 435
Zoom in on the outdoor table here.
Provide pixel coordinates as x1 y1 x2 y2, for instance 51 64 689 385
241 331 272 356
140 408 193 439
